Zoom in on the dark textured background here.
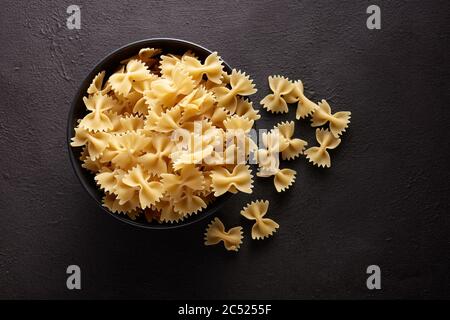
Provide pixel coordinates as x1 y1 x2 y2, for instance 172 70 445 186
1 0 449 299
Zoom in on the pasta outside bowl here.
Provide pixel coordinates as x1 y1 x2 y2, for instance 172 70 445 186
67 38 235 229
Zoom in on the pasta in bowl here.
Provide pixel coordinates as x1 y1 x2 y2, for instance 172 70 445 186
67 38 259 229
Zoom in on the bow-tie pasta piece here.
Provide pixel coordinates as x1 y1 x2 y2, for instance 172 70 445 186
87 71 111 95
240 200 279 239
78 94 119 132
109 59 153 97
161 164 205 198
70 127 110 160
255 148 280 176
235 98 261 121
138 47 162 65
255 138 296 192
173 189 207 216
138 134 173 174
283 80 319 119
144 105 183 133
273 168 297 192
223 115 254 133
79 147 103 173
98 168 142 212
211 164 254 196
159 54 181 78
101 132 151 170
94 168 122 195
212 69 257 112
204 217 243 251
257 164 297 193
263 129 289 153
181 52 224 84
119 47 161 67
275 121 308 160
311 99 351 138
304 128 341 168
122 165 165 209
178 87 215 112
144 64 195 108
103 193 140 217
153 196 184 223
107 112 145 134
260 76 294 113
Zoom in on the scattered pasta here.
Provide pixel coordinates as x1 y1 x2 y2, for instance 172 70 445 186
284 80 319 119
311 99 351 137
204 217 243 251
260 75 293 113
255 129 297 192
304 128 341 168
240 200 279 240
72 46 353 249
275 121 307 160
71 48 260 223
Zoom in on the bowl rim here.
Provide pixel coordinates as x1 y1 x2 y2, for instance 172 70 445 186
67 38 234 230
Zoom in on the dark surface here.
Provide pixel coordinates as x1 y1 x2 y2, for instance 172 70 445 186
1 0 449 299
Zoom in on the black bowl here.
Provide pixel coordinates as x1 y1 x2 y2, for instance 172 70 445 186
67 38 234 229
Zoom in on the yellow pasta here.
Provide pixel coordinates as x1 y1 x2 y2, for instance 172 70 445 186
87 71 111 95
304 128 341 168
109 59 153 97
204 217 243 251
138 47 162 65
255 129 297 192
138 134 173 174
102 132 151 170
79 94 117 132
173 189 207 216
210 164 254 196
71 127 110 160
71 48 259 224
122 164 165 209
212 69 257 112
181 52 224 84
284 80 318 119
260 75 293 113
311 99 351 137
273 168 297 192
240 200 279 239
275 121 308 160
234 98 261 121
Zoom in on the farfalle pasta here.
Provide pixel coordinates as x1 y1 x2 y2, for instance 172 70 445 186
254 129 297 192
71 47 259 223
304 128 341 168
284 80 319 119
275 121 307 160
204 217 243 251
260 75 293 113
212 69 257 112
311 99 351 137
109 59 154 97
210 164 254 196
240 200 279 240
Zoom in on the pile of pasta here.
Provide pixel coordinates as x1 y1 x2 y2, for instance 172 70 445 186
204 75 351 252
71 48 262 223
250 76 351 194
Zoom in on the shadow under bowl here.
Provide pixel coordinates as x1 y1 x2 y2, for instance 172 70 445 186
67 38 233 229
